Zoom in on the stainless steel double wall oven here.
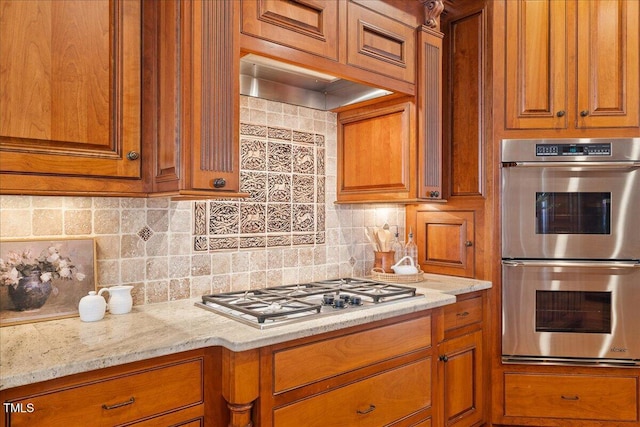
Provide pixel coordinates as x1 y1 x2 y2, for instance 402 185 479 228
501 138 640 366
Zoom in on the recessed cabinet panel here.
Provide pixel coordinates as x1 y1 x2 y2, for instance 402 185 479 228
505 0 567 129
337 99 416 202
445 9 485 196
241 0 339 60
416 211 474 277
0 0 142 181
439 331 483 427
576 0 639 128
347 2 416 84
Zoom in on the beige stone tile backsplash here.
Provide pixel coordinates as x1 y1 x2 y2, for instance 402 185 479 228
0 97 405 306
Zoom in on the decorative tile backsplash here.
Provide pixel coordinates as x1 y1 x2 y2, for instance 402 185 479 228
195 122 326 251
0 96 406 307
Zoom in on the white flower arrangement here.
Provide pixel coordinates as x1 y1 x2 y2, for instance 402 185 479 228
0 245 85 288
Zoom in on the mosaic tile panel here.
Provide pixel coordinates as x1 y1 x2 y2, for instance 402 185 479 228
196 121 326 252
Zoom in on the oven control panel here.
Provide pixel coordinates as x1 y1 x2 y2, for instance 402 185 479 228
536 143 611 156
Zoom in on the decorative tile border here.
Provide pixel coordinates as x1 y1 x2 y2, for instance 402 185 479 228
194 123 326 251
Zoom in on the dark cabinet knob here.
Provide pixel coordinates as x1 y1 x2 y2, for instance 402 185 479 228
429 191 440 198
556 110 565 117
580 110 589 117
439 355 449 362
212 178 226 188
126 151 140 161
465 240 473 247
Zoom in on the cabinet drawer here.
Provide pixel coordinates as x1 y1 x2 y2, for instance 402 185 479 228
444 296 482 332
504 373 638 421
274 357 431 426
273 316 431 392
7 358 203 427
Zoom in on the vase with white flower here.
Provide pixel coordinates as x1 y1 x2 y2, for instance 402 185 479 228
0 246 86 311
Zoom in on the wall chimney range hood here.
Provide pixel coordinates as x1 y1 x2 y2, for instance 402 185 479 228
239 54 393 111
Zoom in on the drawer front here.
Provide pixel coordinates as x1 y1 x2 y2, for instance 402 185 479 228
444 296 482 332
273 316 431 392
274 357 431 426
7 358 203 427
504 373 638 421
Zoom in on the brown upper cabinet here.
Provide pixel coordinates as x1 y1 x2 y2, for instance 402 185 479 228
337 97 417 202
0 0 145 196
505 0 639 130
240 0 340 61
239 0 420 95
145 0 244 198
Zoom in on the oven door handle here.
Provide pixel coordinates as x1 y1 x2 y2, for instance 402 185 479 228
507 161 640 169
502 260 640 268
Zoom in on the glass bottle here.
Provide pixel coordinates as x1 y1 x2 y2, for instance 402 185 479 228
404 228 418 267
391 229 404 263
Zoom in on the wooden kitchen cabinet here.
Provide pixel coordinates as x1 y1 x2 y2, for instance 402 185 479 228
239 0 420 95
144 0 244 198
0 0 145 196
337 97 417 202
503 373 638 423
416 210 475 278
0 349 221 427
240 0 339 61
505 0 639 130
258 313 434 426
434 292 485 427
346 1 417 85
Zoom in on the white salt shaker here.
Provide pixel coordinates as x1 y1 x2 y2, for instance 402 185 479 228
78 291 107 322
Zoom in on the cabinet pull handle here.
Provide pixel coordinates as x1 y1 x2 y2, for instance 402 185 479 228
457 311 470 317
126 151 140 161
580 110 589 117
102 397 135 410
356 404 376 414
439 355 449 362
213 178 226 188
560 395 579 401
556 110 565 117
464 240 473 247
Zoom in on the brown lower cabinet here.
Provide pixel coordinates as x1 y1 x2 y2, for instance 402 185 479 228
0 295 490 427
0 349 223 427
258 313 435 426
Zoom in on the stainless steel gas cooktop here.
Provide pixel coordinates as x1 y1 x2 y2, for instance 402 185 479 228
195 278 423 329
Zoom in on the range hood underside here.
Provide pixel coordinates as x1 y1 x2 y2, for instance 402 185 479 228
239 55 393 111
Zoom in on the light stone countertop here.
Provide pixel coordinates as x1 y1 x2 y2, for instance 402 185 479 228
0 274 491 391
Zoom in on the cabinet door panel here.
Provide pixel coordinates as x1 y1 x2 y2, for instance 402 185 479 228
0 0 141 179
505 0 567 129
347 3 416 84
439 331 483 427
337 99 415 202
241 0 339 60
576 0 639 128
416 211 474 277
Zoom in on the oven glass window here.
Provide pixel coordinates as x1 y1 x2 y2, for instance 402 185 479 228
535 291 612 334
535 192 611 234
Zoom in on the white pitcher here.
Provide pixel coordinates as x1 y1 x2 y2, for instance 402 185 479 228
98 285 133 315
78 291 107 322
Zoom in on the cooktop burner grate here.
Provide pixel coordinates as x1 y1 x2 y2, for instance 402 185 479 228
196 278 421 329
